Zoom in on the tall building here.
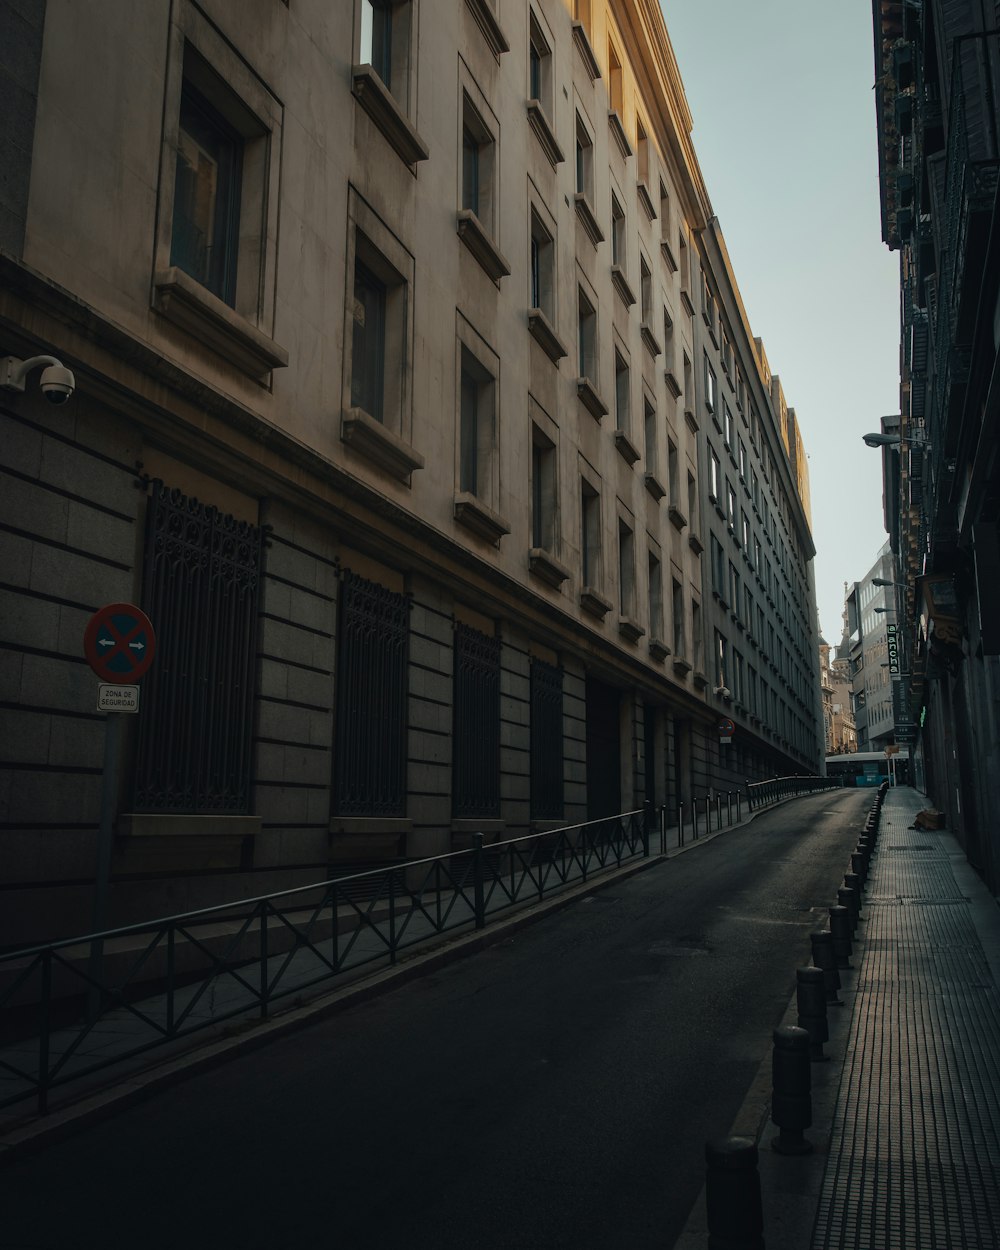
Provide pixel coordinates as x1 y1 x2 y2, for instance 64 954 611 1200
0 0 824 948
842 545 897 752
872 0 1000 890
819 632 856 757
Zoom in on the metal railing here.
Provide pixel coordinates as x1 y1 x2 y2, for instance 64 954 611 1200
673 790 743 846
745 774 840 813
0 807 652 1116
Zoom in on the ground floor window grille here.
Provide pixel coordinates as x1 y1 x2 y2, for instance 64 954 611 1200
530 658 564 819
133 481 262 813
453 623 500 818
334 570 409 816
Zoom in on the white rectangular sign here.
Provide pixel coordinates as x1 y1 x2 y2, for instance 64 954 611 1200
98 683 140 713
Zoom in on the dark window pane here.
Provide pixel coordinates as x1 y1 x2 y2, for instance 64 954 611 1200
170 83 242 305
531 659 563 819
351 259 386 421
453 624 501 818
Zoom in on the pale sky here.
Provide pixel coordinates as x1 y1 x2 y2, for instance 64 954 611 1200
661 1 900 646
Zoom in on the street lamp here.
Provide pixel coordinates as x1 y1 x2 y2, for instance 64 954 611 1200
862 432 901 448
873 606 895 614
872 578 906 588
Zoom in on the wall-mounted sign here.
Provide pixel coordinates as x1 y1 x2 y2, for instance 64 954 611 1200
886 622 900 674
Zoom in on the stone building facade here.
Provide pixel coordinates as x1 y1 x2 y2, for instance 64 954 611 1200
0 0 823 947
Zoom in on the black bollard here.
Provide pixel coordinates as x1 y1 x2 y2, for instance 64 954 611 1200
838 885 859 933
704 1136 765 1250
809 929 841 1002
771 1025 813 1155
796 966 829 1061
829 904 852 967
844 870 863 907
850 850 867 883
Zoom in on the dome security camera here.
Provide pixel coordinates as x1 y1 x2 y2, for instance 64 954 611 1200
39 363 75 405
0 354 76 404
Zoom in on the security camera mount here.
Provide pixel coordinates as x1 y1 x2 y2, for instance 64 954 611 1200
1 354 74 396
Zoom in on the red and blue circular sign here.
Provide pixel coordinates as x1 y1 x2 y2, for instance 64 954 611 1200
718 717 736 736
83 603 156 683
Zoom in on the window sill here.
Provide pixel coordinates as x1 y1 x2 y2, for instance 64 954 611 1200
693 669 708 689
577 376 608 420
688 533 704 555
640 323 662 358
614 428 641 467
673 656 693 677
452 818 506 835
527 100 564 167
454 491 511 546
611 264 636 307
574 193 604 248
684 408 699 433
352 65 430 166
465 0 510 56
637 181 656 222
665 370 682 399
572 21 601 80
661 239 678 273
680 289 695 318
649 636 670 662
528 307 568 363
457 209 511 283
580 586 612 620
118 814 261 838
668 504 688 531
529 546 571 588
153 267 289 380
608 110 632 159
341 406 425 484
618 614 645 644
644 472 666 502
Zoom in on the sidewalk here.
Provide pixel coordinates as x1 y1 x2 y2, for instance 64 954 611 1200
810 786 1000 1249
678 785 1000 1249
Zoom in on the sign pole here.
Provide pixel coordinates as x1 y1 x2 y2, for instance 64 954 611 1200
88 711 123 1020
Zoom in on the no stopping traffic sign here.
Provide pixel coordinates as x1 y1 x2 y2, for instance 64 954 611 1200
83 603 156 683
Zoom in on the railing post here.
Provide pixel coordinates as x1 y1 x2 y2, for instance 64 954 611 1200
166 924 175 1035
388 867 397 964
473 832 486 930
642 801 652 858
38 947 51 1115
678 802 684 848
331 882 341 972
727 790 733 825
259 900 269 1020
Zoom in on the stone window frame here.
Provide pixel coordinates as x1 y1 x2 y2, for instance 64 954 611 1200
152 3 286 380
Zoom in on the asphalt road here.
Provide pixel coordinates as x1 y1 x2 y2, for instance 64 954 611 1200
1 789 868 1250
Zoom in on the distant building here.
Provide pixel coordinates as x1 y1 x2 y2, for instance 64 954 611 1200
819 632 856 757
841 546 898 752
0 0 824 948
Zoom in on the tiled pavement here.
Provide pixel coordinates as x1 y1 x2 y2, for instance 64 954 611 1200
811 789 1000 1249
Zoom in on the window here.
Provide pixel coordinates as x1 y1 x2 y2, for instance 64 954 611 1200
726 481 737 527
614 349 630 433
645 399 658 469
711 535 725 598
709 447 721 501
360 0 393 84
528 12 553 117
723 402 734 449
618 519 635 617
334 570 409 816
744 585 754 630
133 480 262 815
636 119 650 184
453 623 500 819
715 629 729 689
608 40 623 114
347 213 413 453
751 467 760 510
668 439 679 505
462 98 495 226
581 479 601 586
691 599 703 671
460 347 495 497
532 426 557 550
729 562 741 617
171 81 243 306
648 552 664 639
640 256 652 324
611 194 626 267
659 181 673 248
575 114 594 202
754 535 762 571
530 210 554 318
738 438 748 481
679 233 691 297
672 578 685 656
578 286 597 379
741 510 751 550
704 355 717 413
530 659 563 819
687 471 697 522
155 21 285 378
